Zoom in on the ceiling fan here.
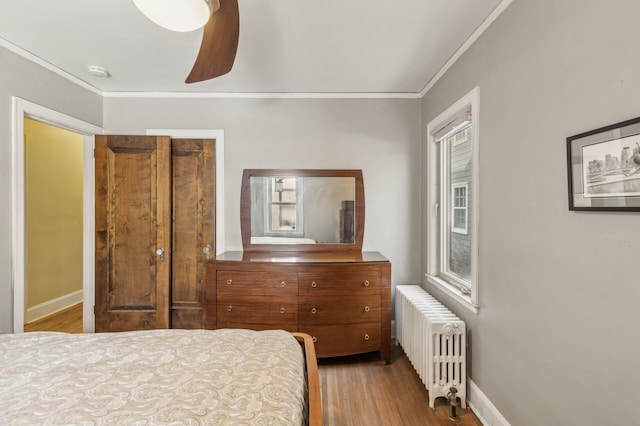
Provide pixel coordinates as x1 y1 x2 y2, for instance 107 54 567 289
133 0 239 84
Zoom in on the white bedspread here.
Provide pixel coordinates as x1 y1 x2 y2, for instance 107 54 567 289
251 237 317 244
0 328 306 425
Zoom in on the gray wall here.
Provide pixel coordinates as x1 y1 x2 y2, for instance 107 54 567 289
0 47 102 334
421 0 640 424
302 177 354 243
104 97 422 286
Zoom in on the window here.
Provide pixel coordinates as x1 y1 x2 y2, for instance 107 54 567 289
266 177 303 236
426 87 479 313
452 183 468 235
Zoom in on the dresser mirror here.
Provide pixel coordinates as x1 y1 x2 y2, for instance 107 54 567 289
241 169 364 252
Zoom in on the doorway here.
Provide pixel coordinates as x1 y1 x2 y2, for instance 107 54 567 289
23 118 83 332
12 97 103 333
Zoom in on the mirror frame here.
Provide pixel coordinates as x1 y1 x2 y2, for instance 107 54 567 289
241 169 365 252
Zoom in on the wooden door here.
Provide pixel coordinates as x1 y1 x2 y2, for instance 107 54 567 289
95 135 171 331
171 139 215 328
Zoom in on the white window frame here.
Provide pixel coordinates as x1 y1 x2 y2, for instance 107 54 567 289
451 182 468 235
264 177 304 237
425 87 480 314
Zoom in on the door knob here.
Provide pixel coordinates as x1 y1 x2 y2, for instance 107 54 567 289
156 247 165 261
203 245 212 260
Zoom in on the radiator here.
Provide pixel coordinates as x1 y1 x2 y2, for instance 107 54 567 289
395 285 467 409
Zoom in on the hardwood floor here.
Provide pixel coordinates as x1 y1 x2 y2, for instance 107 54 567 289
319 345 481 426
21 307 481 425
24 303 83 333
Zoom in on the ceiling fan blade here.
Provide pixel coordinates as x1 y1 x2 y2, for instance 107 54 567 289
185 0 239 83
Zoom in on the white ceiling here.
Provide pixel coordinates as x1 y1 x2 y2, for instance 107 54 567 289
0 0 505 95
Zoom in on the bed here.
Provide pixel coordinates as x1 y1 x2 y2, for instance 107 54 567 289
251 236 317 244
0 328 322 425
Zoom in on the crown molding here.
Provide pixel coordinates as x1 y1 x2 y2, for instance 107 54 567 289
102 91 422 99
0 37 102 96
0 37 420 100
419 0 514 97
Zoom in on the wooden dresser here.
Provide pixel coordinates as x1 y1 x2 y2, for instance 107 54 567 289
205 251 392 363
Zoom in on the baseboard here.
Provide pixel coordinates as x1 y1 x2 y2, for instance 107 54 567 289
25 290 83 324
468 380 511 426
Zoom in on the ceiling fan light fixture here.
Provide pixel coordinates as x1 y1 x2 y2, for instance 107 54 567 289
133 0 220 32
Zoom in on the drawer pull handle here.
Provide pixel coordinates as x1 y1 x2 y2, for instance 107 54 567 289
363 280 370 287
311 307 317 314
364 333 370 341
311 281 317 288
364 306 370 312
226 279 233 285
280 307 285 314
281 281 286 287
312 336 317 343
227 306 233 312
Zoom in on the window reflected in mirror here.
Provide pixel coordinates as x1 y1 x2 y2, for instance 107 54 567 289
269 177 301 233
250 176 355 244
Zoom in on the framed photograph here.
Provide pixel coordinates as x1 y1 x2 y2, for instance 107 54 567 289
567 116 640 211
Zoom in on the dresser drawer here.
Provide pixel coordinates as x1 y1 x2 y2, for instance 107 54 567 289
206 253 392 363
299 295 381 324
217 322 298 332
299 323 381 358
217 296 298 325
299 266 381 296
217 271 298 297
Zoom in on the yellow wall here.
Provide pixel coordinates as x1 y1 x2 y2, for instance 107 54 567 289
25 118 83 309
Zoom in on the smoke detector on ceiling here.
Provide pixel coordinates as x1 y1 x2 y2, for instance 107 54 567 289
87 66 110 78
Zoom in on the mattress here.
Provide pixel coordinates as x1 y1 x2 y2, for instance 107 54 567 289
0 328 306 425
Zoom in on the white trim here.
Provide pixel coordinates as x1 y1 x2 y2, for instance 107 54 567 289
103 91 421 99
145 129 225 255
82 135 96 332
468 380 512 426
265 177 304 237
0 37 102 96
420 0 514 97
12 97 103 333
425 87 480 313
425 274 478 314
25 290 83 324
11 100 25 333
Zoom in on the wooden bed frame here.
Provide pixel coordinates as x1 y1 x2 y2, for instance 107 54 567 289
293 332 323 426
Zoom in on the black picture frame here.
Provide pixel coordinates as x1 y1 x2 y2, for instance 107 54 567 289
567 116 640 211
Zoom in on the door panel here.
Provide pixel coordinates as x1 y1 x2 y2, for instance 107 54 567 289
171 138 215 328
95 135 171 332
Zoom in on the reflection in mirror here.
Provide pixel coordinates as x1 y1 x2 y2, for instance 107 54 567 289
241 169 364 252
250 176 355 244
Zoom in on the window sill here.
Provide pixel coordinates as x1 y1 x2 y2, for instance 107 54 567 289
425 274 479 315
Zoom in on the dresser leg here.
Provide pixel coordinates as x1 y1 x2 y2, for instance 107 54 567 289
382 347 392 364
